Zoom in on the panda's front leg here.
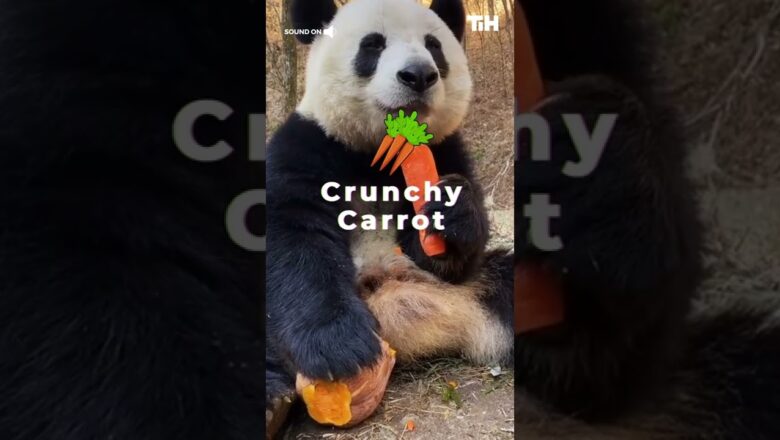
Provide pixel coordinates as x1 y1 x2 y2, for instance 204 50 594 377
515 75 702 418
266 183 383 382
400 174 489 283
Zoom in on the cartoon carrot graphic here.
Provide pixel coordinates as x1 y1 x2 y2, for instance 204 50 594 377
371 110 433 173
372 110 446 257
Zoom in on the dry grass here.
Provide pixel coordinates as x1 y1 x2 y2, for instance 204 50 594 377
283 358 514 440
648 0 780 188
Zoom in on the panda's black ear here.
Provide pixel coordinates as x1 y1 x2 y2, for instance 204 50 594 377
290 0 337 44
430 0 466 41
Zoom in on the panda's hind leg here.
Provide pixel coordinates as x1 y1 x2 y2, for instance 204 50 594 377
360 251 513 366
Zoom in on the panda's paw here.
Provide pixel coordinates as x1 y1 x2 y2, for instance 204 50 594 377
424 174 489 258
289 304 382 380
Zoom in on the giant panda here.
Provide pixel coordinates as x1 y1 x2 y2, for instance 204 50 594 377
515 0 780 438
265 0 513 436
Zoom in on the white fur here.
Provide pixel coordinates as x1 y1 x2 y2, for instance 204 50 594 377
297 0 473 151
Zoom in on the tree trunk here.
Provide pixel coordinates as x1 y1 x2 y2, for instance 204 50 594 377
281 0 298 114
500 0 512 25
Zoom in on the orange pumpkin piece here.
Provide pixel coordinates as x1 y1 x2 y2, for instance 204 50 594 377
299 381 353 426
296 340 397 427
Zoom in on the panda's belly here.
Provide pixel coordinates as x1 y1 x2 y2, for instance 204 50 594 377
349 197 404 272
346 197 503 363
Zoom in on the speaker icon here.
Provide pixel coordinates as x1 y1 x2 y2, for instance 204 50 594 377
323 25 335 38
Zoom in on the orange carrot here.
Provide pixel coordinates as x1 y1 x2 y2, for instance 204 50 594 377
371 135 395 166
400 145 447 257
515 263 565 334
379 135 407 171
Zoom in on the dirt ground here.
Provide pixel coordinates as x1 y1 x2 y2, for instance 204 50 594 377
282 360 514 440
648 0 780 285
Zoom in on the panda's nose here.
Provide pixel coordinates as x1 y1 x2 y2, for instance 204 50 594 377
397 64 439 93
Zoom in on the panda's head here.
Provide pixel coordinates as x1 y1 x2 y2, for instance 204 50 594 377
291 0 472 151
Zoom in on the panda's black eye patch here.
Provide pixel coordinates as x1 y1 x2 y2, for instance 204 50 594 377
360 33 386 50
424 35 442 50
424 34 449 78
354 32 386 78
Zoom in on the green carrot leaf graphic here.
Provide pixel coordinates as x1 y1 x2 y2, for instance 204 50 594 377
384 111 434 146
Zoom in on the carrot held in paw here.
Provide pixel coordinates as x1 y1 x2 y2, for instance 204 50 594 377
515 263 565 334
515 5 559 334
400 145 447 256
371 110 446 257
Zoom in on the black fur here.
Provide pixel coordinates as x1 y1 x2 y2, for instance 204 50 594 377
266 114 490 385
683 308 780 438
520 0 654 95
430 0 466 41
419 173 489 283
516 0 702 418
424 34 450 79
354 33 386 78
481 250 515 356
0 1 264 439
290 0 338 44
